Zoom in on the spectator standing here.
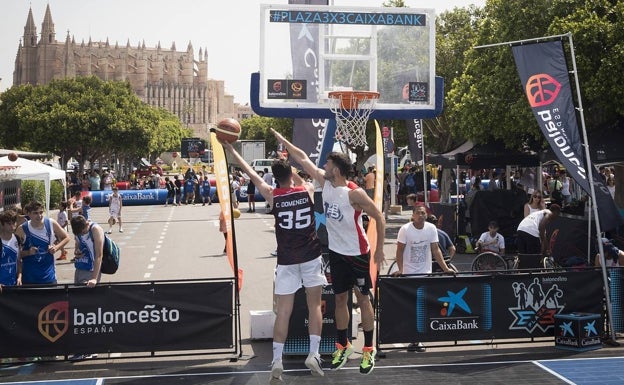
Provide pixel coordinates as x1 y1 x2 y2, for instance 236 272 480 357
68 215 104 361
245 176 256 212
16 202 70 285
607 177 615 198
488 171 500 191
200 174 213 206
56 201 69 260
559 170 572 205
164 176 175 206
89 171 101 191
174 175 183 206
524 191 546 217
81 196 92 221
516 205 561 255
271 128 385 376
263 167 274 211
395 207 453 352
364 167 376 199
222 140 326 381
102 172 114 191
230 175 240 209
218 210 227 254
395 206 453 275
0 210 20 291
107 187 123 233
185 176 197 205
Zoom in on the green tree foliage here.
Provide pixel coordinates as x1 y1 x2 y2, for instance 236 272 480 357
20 180 65 211
239 115 293 154
0 76 190 172
446 0 624 151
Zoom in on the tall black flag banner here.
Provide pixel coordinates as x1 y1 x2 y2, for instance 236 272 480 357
290 0 329 167
406 119 424 165
512 41 622 231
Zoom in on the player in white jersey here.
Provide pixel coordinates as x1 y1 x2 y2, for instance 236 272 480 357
271 128 385 375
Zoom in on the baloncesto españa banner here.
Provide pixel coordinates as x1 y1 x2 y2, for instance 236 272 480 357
512 41 622 232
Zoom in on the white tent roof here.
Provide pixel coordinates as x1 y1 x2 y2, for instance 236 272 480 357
0 156 66 215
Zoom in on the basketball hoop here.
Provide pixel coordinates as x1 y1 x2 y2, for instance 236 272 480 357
328 91 380 147
0 166 20 182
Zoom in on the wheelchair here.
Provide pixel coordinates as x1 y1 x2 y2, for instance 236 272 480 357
471 251 518 272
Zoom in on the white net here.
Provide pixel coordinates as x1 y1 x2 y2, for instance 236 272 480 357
328 91 379 147
0 166 19 182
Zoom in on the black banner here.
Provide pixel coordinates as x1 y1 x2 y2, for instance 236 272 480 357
406 118 424 165
289 0 328 168
512 41 622 232
181 137 204 158
0 281 234 358
377 270 603 344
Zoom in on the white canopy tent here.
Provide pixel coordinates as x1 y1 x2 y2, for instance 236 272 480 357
0 156 66 215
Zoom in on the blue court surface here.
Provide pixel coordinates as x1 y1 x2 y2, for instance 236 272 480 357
2 355 624 385
537 357 624 385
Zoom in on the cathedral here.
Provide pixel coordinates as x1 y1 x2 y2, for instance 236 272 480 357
13 4 241 138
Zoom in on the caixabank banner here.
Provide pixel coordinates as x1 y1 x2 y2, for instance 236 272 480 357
0 281 234 358
377 270 603 344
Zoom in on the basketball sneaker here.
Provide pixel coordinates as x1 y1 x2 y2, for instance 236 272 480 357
304 352 324 376
269 359 283 385
331 342 353 370
359 346 376 375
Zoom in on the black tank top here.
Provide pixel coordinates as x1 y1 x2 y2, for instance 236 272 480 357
273 186 321 265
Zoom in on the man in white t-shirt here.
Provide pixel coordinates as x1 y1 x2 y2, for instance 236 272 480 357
395 204 453 353
395 205 453 275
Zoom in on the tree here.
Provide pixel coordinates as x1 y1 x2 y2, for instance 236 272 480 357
446 0 624 151
0 76 189 174
239 115 293 155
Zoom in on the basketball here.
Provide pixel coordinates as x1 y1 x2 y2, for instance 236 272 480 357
7 152 18 162
215 118 241 144
232 208 241 219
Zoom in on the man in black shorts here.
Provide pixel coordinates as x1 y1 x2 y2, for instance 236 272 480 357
271 128 386 375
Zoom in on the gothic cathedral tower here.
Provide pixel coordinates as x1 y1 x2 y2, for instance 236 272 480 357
12 5 233 138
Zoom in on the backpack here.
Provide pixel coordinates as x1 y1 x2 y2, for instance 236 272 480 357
405 173 416 187
89 224 120 274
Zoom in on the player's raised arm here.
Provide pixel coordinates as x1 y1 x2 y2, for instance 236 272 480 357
270 128 325 182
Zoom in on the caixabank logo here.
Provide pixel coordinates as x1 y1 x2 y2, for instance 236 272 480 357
416 284 492 333
38 301 69 342
508 277 564 333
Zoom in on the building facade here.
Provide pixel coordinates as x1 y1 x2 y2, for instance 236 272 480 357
13 5 245 138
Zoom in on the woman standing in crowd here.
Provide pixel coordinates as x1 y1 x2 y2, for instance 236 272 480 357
524 191 546 217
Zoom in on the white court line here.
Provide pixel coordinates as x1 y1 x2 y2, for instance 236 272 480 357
532 361 576 384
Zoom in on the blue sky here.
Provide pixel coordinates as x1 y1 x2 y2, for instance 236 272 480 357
1 0 485 104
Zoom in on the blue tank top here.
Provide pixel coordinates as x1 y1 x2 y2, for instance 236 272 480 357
0 236 19 286
21 219 56 284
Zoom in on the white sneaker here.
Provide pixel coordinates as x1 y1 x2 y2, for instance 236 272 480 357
269 360 283 384
106 230 112 234
304 352 324 377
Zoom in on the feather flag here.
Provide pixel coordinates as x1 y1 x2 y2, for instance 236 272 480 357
368 120 384 291
210 132 243 291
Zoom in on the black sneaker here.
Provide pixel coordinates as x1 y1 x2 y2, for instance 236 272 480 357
407 342 426 352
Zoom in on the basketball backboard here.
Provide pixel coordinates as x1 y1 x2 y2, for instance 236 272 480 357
252 4 438 120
